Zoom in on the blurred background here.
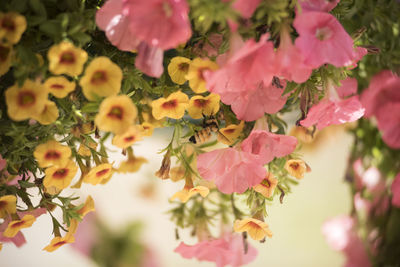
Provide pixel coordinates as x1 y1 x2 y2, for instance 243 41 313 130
0 125 353 267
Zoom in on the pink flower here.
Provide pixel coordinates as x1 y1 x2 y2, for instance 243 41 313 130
298 0 340 13
294 11 357 68
123 0 192 50
301 78 364 130
391 173 400 207
241 130 298 165
174 233 258 267
232 0 262 18
71 213 98 256
197 147 266 194
135 42 164 77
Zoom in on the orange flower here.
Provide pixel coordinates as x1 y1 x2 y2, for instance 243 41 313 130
3 215 36 238
0 195 17 218
83 163 113 185
233 218 273 241
253 173 278 198
5 80 48 121
170 186 209 203
151 91 189 120
186 58 218 93
43 235 75 252
79 57 122 101
112 125 142 149
95 95 138 135
31 100 59 125
43 160 78 190
217 121 244 145
34 140 71 168
0 44 12 76
187 93 220 119
47 41 88 76
285 159 310 179
44 76 76 98
0 12 27 44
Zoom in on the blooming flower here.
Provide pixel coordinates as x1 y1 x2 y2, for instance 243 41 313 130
391 173 400 208
168 56 191 85
3 215 36 238
44 76 76 98
83 163 114 185
217 121 244 145
186 58 219 93
294 11 357 68
253 173 278 198
43 160 78 190
151 91 189 120
234 218 273 241
47 41 88 76
170 186 210 203
77 196 95 218
0 195 17 218
95 95 138 135
0 12 27 44
112 125 143 149
79 57 123 101
31 100 59 125
187 93 220 119
34 140 72 168
5 79 48 121
43 235 75 252
0 44 12 76
285 159 309 179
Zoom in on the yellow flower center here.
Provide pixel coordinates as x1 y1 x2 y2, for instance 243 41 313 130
53 168 69 179
96 168 110 177
193 99 209 108
162 99 178 109
107 106 124 120
1 17 15 31
91 70 107 85
178 62 189 72
17 91 36 107
50 84 65 90
59 51 76 64
315 27 332 41
0 45 10 62
44 150 61 160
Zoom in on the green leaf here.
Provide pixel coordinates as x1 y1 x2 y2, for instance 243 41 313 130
29 0 47 18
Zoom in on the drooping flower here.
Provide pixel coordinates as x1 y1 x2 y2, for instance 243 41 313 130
175 233 258 267
285 159 309 179
0 195 17 218
135 42 164 77
234 218 273 241
301 78 365 130
168 56 191 85
44 76 76 98
43 235 75 252
151 91 189 120
187 93 220 119
47 41 88 76
43 160 78 190
78 196 96 218
122 0 192 50
0 12 27 44
112 125 142 149
391 173 400 208
232 0 262 18
0 44 12 76
118 154 148 173
253 172 278 198
217 121 244 145
294 11 357 68
83 163 114 185
34 140 72 168
79 57 123 101
170 186 210 203
298 0 340 13
241 130 298 165
31 100 59 125
3 215 36 238
186 58 219 93
5 79 48 121
95 95 138 135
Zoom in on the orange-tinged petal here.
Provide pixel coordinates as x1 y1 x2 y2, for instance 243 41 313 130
187 93 220 119
34 140 71 168
151 91 189 120
77 196 95 217
0 195 17 218
186 58 218 93
44 76 76 98
233 218 272 241
83 163 113 185
0 12 27 44
112 125 142 149
3 215 36 238
218 121 244 145
47 41 88 76
43 160 78 190
253 173 278 198
285 159 308 179
43 235 75 252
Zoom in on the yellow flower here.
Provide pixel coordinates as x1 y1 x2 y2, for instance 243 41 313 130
79 57 122 101
151 91 189 120
77 195 95 218
31 100 59 125
3 215 36 238
48 41 88 76
168 56 191 85
0 44 12 76
186 58 218 93
139 122 154 137
253 173 278 198
83 163 113 185
44 76 76 98
0 195 17 218
5 79 48 121
142 111 165 128
77 141 97 157
43 235 75 252
170 186 209 203
187 93 220 119
112 125 142 149
217 121 244 145
285 159 310 179
34 140 72 168
0 12 27 44
118 156 148 173
169 166 185 182
233 218 273 241
95 95 138 135
43 160 78 190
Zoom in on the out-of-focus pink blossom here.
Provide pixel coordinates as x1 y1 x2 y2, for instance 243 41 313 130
71 213 98 256
232 0 262 18
391 173 400 207
197 147 266 194
135 42 164 77
174 233 258 267
294 11 357 68
298 0 340 13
